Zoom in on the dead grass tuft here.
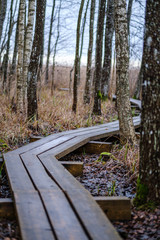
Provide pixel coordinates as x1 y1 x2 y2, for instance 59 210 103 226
0 89 117 150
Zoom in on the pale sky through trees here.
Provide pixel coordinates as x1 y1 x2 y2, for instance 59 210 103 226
1 0 145 66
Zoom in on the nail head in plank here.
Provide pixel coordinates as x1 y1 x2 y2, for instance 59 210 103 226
94 196 131 220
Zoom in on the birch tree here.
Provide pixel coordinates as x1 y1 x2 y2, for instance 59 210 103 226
137 0 160 204
101 0 114 99
23 0 35 111
0 0 7 43
45 0 56 85
16 0 25 113
114 0 136 144
72 0 85 113
92 0 106 115
83 0 95 104
27 0 46 120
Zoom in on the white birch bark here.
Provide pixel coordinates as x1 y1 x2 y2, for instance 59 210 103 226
16 0 25 113
23 0 35 112
114 0 136 144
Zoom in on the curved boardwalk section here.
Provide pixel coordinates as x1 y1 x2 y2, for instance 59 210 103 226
4 100 141 240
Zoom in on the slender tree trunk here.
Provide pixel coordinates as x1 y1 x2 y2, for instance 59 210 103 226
45 0 56 85
127 0 133 37
27 0 46 120
134 58 143 99
101 0 114 99
51 0 61 95
83 0 95 104
23 0 36 112
37 0 46 85
92 0 106 115
0 0 7 43
16 0 25 113
138 0 160 204
2 0 14 92
114 0 136 144
8 3 20 97
72 0 85 113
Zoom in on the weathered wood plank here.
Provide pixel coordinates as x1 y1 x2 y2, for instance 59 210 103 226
4 153 35 192
21 135 76 157
53 136 90 159
60 161 83 177
94 196 131 220
14 191 55 240
76 141 112 154
21 154 60 191
21 154 89 240
39 155 121 240
40 190 88 240
0 198 14 218
66 190 122 240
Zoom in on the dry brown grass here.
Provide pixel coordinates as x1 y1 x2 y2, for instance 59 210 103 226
111 142 140 180
0 88 117 150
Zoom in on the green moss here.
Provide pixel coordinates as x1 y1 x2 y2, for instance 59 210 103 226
97 90 102 100
133 177 148 207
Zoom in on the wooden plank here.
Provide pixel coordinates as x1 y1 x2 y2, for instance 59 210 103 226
52 136 90 159
60 161 83 177
4 153 35 192
0 198 14 218
66 189 122 240
21 153 60 191
14 191 55 240
40 190 88 240
21 135 76 157
76 141 112 154
21 154 89 240
39 155 121 240
94 196 131 220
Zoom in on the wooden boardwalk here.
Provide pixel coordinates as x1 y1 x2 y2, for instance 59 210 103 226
4 101 141 240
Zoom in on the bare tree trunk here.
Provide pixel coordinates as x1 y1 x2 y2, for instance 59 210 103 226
2 0 14 92
0 0 7 43
72 0 85 113
27 0 46 120
16 0 25 114
138 0 160 204
8 3 20 97
23 0 36 112
45 0 56 85
114 0 136 144
37 0 46 85
92 0 106 115
101 0 114 99
51 0 61 95
127 0 133 37
83 0 95 104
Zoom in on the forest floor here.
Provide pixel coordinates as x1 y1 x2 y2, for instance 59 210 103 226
0 90 159 240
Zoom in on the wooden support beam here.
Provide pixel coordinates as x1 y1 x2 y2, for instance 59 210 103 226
60 161 83 177
76 141 112 154
30 135 43 143
95 196 131 220
0 198 15 218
